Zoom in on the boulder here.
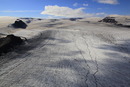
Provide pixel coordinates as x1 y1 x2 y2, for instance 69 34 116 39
12 19 27 29
0 34 23 54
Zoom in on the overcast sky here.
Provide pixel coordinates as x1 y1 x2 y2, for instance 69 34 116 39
0 0 129 18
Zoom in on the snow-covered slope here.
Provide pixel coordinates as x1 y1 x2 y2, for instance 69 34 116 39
0 16 130 87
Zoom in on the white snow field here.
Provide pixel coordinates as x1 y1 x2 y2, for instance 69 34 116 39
0 17 130 87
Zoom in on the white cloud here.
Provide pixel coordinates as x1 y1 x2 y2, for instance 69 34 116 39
73 3 78 7
41 5 107 18
96 0 119 4
0 10 40 12
83 4 89 6
41 5 93 18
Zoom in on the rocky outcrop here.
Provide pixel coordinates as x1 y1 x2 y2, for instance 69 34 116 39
0 34 23 55
12 19 27 29
99 16 130 28
99 17 118 24
69 18 83 21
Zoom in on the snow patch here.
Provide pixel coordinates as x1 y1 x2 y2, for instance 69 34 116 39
13 29 44 39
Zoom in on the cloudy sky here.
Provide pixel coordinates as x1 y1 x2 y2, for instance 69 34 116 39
0 0 129 18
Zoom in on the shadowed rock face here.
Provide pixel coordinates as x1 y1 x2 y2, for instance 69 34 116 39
99 17 118 24
0 34 23 54
12 19 27 29
69 18 83 21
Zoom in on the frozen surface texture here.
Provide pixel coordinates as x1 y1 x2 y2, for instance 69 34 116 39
0 17 130 87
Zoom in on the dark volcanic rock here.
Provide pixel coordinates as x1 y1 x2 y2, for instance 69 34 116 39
12 19 27 29
0 34 23 54
69 18 83 21
99 17 118 24
99 17 130 28
69 18 77 21
38 18 42 20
